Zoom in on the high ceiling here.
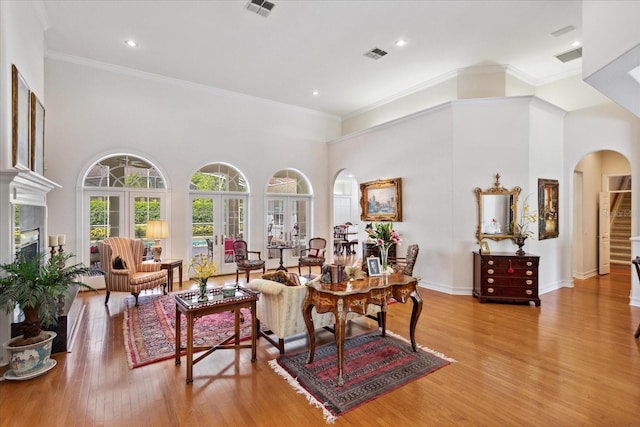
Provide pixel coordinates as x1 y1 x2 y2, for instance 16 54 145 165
40 0 583 117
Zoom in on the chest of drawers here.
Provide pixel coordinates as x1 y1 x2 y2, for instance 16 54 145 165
473 251 540 306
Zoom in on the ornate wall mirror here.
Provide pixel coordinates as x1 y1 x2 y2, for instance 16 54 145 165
474 174 521 243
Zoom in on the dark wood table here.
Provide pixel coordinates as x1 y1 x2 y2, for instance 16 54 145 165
267 244 293 271
160 259 183 292
302 273 421 386
174 287 258 384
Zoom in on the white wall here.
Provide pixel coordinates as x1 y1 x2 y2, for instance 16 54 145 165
44 57 341 266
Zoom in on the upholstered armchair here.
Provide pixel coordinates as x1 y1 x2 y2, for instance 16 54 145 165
233 240 265 283
247 274 380 354
389 244 419 276
98 237 168 306
298 237 326 277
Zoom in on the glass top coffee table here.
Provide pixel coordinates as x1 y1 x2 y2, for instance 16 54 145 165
174 286 258 384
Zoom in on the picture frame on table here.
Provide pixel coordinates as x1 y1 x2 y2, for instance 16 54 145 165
538 178 559 240
360 177 402 222
367 257 382 277
12 64 30 170
30 92 45 175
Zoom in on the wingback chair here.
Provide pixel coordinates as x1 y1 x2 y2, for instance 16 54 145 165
389 244 419 276
298 237 327 277
247 274 380 354
233 240 266 283
98 237 168 306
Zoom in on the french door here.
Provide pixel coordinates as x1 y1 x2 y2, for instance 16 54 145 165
84 190 165 268
190 193 247 275
265 196 311 270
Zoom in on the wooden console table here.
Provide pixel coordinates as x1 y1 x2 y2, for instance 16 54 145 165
302 273 421 386
174 287 258 384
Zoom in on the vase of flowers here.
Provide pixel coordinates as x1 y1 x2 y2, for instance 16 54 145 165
513 196 538 256
189 254 217 302
365 222 401 273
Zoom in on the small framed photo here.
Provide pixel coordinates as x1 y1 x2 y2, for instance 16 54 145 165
366 257 382 276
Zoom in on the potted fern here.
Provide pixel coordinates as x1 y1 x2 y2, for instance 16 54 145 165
0 251 94 379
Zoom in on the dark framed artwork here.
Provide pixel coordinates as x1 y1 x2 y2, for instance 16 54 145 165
359 177 402 222
30 92 45 175
538 179 559 239
12 64 30 170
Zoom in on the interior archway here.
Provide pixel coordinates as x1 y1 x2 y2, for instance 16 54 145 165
332 169 360 259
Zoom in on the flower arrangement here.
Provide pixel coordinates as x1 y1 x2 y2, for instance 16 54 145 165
189 254 217 301
365 222 401 272
512 195 538 239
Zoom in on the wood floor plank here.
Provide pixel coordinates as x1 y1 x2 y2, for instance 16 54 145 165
1 268 639 426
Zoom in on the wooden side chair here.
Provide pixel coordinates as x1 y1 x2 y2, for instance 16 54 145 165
233 240 265 284
633 257 640 338
298 237 327 277
389 244 419 276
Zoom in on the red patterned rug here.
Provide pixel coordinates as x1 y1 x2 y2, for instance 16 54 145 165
269 331 454 423
123 293 257 369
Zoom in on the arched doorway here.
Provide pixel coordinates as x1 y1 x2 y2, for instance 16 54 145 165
573 150 631 278
332 169 360 258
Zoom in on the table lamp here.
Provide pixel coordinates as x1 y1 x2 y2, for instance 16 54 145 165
146 220 168 262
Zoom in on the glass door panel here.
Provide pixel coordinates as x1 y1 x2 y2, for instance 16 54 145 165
191 196 215 268
265 196 311 269
87 192 124 269
133 195 162 261
220 196 245 274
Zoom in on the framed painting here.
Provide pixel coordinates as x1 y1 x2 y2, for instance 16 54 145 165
12 64 30 170
30 93 45 175
538 179 559 240
360 177 402 222
366 257 382 276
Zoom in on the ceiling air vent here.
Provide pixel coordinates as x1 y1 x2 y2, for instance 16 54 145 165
555 47 582 63
246 0 275 17
550 25 576 37
364 47 388 60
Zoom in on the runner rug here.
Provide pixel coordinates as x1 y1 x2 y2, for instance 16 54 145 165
123 293 257 369
269 331 455 423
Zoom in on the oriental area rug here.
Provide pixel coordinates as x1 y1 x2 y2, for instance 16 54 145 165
123 294 257 369
269 331 455 424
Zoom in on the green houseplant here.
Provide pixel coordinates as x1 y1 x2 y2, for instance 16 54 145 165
0 251 95 378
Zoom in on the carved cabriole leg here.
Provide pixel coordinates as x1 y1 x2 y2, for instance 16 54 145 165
104 290 111 305
132 292 140 307
335 298 347 387
302 290 316 364
409 287 423 352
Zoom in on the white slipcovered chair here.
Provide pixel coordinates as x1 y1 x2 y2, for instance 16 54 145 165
247 275 380 354
98 237 168 306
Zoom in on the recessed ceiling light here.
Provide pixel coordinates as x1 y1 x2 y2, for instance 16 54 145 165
124 40 138 48
571 40 581 47
312 90 319 96
395 39 407 47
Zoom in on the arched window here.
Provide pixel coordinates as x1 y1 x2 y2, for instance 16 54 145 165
81 154 168 268
189 163 249 275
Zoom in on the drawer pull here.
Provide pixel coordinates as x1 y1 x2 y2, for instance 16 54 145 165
487 287 494 293
487 278 494 284
526 261 533 267
488 260 494 266
526 280 533 285
487 269 494 274
526 289 533 295
526 270 533 276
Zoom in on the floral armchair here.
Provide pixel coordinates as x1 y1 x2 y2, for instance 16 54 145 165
98 237 168 306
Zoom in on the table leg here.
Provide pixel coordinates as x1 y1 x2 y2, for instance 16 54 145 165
175 306 181 366
186 313 194 384
409 289 423 352
234 309 241 345
302 292 316 364
166 267 174 292
335 299 347 387
178 263 183 288
251 301 257 362
275 249 287 271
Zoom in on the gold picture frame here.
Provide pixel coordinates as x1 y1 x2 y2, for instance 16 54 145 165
30 93 45 175
360 177 402 222
12 64 30 170
538 178 559 240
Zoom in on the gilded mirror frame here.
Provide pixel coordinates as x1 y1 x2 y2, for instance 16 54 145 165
474 174 521 243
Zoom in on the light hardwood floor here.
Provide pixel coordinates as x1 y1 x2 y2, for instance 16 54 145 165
1 266 639 426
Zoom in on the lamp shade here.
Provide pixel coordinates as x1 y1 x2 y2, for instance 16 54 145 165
146 220 169 239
